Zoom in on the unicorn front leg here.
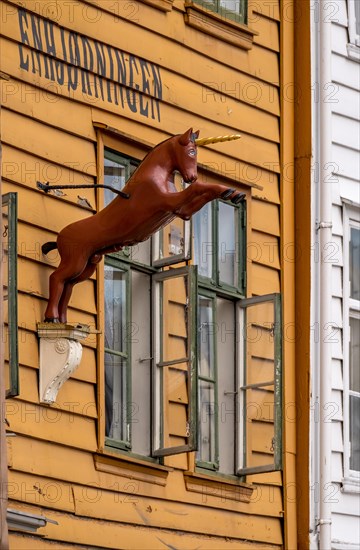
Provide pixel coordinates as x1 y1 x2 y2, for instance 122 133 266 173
170 180 245 220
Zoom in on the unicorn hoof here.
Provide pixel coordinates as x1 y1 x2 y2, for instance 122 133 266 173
221 188 235 200
231 193 246 205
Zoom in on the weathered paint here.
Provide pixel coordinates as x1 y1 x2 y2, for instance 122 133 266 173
0 0 298 546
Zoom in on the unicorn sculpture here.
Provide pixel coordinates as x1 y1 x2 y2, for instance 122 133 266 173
42 128 244 322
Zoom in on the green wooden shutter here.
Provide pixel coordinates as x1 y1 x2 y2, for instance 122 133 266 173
237 293 282 475
153 266 198 456
2 193 19 398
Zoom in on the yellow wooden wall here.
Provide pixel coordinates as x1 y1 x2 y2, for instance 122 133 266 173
0 0 296 547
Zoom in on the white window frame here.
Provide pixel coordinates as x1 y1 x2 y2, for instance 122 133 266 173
347 0 360 61
342 202 360 491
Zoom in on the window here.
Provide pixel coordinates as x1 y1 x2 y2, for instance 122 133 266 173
2 193 19 398
101 147 195 460
348 0 360 45
184 0 255 50
193 201 282 476
102 150 153 457
343 206 360 482
347 0 360 60
99 140 282 475
193 0 247 24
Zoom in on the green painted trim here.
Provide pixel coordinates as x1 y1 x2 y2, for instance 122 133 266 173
105 437 131 452
237 293 283 476
189 264 199 452
152 266 199 457
2 193 19 399
274 293 283 470
196 460 218 471
239 203 247 295
104 445 160 464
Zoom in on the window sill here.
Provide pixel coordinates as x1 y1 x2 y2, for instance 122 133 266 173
184 470 253 503
347 43 360 62
140 0 174 11
341 476 360 494
94 452 173 487
184 2 258 50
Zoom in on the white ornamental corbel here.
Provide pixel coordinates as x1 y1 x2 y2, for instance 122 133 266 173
37 323 90 404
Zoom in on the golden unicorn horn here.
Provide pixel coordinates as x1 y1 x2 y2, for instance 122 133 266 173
194 134 241 146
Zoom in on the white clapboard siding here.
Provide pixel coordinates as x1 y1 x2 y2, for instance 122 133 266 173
327 234 343 267
329 2 360 545
332 359 343 391
332 265 343 298
332 84 360 120
332 114 360 152
333 0 349 27
331 453 343 483
332 204 344 236
332 297 343 327
332 512 360 547
332 22 349 56
332 490 360 516
333 175 360 205
332 144 360 181
332 53 360 91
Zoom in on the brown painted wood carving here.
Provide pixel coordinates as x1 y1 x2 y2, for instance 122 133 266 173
42 128 244 322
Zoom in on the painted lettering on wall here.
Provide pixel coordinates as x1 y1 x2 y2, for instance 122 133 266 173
17 8 162 121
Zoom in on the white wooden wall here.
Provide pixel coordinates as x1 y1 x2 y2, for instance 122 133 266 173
329 1 360 546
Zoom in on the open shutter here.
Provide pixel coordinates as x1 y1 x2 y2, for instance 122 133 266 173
236 293 282 475
2 193 19 398
153 266 198 456
152 174 191 267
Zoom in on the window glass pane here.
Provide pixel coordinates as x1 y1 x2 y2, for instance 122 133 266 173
220 0 240 13
131 270 151 456
350 316 360 393
105 354 127 441
350 226 360 300
350 395 360 471
199 0 217 8
218 201 237 286
104 265 127 353
193 203 213 279
104 151 127 206
153 174 190 267
198 296 215 379
355 0 360 35
198 380 216 464
216 297 236 475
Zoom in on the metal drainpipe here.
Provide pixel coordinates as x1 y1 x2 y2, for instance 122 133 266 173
318 1 333 547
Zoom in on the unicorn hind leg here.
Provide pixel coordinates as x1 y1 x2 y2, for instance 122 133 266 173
44 255 90 322
57 256 100 323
